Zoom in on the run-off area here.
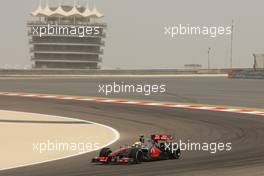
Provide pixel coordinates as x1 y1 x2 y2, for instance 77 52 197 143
0 110 119 171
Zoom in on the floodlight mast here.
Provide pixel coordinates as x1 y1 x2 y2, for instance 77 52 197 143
230 19 234 69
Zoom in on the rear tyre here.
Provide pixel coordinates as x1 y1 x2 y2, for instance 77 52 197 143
130 148 143 164
169 144 181 159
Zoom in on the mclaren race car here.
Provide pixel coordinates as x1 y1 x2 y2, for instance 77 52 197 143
91 134 181 164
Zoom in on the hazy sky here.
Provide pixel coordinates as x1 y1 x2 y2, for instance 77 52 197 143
0 0 263 69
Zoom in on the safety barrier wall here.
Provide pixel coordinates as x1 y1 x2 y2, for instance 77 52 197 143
0 69 229 76
229 69 264 79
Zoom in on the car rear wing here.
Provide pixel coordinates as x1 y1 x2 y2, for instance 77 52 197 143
151 134 173 141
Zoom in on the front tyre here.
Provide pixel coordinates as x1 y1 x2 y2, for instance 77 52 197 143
99 147 112 163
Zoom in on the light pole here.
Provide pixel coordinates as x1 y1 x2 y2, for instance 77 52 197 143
208 47 211 69
230 19 234 69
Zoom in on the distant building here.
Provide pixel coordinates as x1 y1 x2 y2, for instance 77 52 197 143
184 64 202 69
253 54 264 69
28 2 106 69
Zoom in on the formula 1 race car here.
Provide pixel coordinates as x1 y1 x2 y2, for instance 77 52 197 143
91 134 181 164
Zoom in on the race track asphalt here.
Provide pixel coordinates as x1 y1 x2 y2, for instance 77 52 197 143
0 94 264 176
0 76 263 108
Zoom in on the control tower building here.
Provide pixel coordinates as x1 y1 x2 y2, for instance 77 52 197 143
28 2 106 69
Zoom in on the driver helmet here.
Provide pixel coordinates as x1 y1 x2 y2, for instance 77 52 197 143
133 141 142 147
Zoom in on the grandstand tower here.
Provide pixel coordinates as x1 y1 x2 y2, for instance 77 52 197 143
28 2 106 69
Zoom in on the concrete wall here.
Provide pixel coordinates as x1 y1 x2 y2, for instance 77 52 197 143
0 69 228 76
229 69 264 79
